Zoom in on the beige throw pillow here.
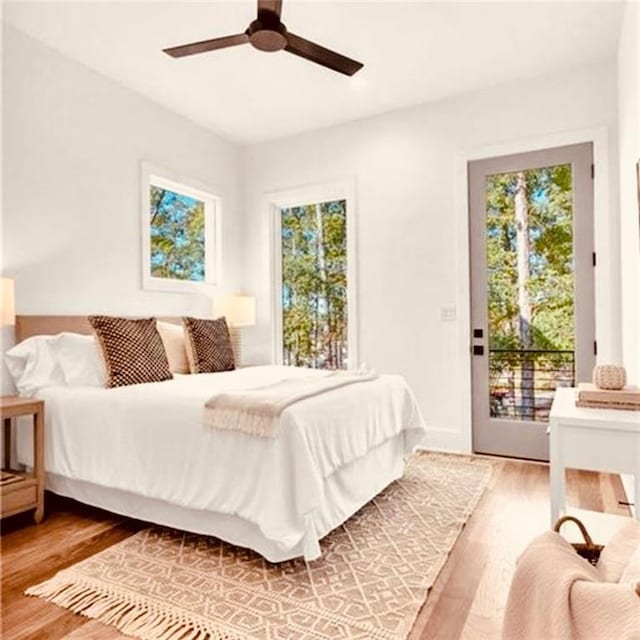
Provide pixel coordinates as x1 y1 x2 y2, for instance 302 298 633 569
182 316 235 374
156 320 190 374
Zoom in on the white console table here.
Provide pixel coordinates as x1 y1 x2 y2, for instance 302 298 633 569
549 387 640 526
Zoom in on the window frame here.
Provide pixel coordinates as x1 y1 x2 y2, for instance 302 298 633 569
140 161 221 294
268 180 358 368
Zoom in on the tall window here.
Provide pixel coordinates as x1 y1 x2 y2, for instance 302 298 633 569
280 200 348 369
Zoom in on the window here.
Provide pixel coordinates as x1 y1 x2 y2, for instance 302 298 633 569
271 183 357 369
141 163 220 293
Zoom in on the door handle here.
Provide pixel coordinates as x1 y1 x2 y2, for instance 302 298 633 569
473 345 484 356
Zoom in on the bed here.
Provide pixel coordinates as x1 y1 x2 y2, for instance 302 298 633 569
12 315 428 562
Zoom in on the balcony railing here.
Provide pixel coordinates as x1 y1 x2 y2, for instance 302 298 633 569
489 348 575 423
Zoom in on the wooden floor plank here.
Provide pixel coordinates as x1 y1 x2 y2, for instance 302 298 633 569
601 473 632 516
61 620 124 640
417 458 628 640
1 461 632 640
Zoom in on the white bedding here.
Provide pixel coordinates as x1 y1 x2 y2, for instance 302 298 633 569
17 365 427 561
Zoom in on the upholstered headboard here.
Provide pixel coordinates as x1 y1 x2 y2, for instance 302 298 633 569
15 315 182 343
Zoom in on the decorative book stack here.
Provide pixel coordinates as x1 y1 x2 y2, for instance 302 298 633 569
576 383 640 411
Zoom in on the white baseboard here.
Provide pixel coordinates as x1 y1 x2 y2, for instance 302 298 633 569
419 428 470 454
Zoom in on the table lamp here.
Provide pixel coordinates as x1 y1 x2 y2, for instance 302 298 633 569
1 278 15 327
214 295 256 365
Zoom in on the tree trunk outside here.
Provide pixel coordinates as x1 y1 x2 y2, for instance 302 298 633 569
315 204 328 368
515 171 534 420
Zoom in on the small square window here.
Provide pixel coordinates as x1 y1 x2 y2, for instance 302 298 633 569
141 162 220 293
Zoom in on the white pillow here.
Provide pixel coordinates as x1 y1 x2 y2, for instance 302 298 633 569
5 336 66 396
50 332 106 387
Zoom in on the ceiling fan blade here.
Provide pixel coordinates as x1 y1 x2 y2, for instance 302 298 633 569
284 32 363 76
258 0 282 18
163 33 249 58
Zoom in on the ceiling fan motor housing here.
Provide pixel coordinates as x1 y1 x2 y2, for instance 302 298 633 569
248 12 288 52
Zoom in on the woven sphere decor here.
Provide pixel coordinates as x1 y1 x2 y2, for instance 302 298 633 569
592 364 627 390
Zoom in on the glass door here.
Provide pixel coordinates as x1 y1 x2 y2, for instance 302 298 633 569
469 143 595 460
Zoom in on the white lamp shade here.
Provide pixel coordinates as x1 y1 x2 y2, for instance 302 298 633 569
1 278 15 327
215 295 256 327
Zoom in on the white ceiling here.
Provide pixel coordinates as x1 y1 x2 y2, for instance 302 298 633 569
3 1 624 144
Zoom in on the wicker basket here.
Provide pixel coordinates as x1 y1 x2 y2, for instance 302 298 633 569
553 515 604 566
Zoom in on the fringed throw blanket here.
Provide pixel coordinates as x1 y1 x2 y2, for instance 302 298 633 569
503 529 640 640
203 371 378 437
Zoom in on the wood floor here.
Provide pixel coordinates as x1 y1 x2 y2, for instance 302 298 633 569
0 458 632 640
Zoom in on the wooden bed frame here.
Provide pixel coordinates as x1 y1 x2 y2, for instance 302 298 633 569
16 315 183 343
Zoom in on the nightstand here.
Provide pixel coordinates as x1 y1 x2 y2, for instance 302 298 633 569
1 396 45 523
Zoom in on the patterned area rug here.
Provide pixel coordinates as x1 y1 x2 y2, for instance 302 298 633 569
26 452 492 640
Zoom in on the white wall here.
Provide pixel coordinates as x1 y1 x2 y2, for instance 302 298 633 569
617 1 640 386
242 61 619 452
2 23 625 454
2 25 244 320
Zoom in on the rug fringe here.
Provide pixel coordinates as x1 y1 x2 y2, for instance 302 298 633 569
25 574 240 640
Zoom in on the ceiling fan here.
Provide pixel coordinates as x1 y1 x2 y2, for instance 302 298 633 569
163 0 363 77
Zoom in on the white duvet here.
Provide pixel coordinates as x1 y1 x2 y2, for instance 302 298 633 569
18 366 427 559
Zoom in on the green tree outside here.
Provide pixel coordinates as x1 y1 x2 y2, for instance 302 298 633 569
281 200 348 369
486 164 575 421
150 186 206 281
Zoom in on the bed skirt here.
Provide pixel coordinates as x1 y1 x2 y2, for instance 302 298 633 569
43 434 407 562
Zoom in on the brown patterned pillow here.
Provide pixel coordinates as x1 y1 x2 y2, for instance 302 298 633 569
89 316 173 388
182 316 235 373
